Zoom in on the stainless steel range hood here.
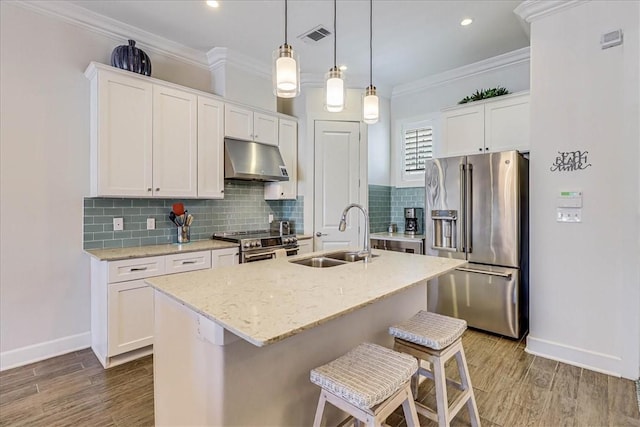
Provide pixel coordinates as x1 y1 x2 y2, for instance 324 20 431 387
224 138 290 182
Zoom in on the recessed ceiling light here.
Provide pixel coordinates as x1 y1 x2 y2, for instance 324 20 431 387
460 18 473 26
206 1 220 8
339 65 347 71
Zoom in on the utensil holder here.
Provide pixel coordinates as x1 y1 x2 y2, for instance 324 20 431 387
178 226 190 243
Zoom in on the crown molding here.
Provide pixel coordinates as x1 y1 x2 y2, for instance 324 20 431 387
12 0 209 70
206 47 271 80
514 0 585 23
392 47 531 98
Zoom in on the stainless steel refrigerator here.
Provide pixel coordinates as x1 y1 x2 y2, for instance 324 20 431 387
424 150 528 338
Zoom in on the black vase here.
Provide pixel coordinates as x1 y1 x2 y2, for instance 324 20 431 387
110 40 152 76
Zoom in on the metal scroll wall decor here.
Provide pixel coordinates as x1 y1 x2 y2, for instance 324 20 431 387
550 150 592 172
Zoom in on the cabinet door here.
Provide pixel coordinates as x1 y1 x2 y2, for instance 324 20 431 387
297 239 313 255
224 104 253 140
197 96 225 198
107 280 154 356
153 86 198 198
253 112 279 145
441 103 485 156
211 247 239 268
96 72 153 197
484 94 530 153
265 119 297 200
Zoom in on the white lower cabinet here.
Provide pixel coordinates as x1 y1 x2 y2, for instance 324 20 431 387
298 239 313 255
91 248 235 368
211 247 239 268
107 280 154 357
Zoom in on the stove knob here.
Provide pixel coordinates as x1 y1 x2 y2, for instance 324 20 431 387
283 238 289 244
292 237 297 243
243 242 251 248
256 241 262 247
250 241 257 247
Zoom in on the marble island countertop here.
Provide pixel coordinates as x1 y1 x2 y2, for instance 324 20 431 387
145 250 466 347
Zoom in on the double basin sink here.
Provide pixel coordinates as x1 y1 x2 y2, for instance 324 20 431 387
289 250 378 268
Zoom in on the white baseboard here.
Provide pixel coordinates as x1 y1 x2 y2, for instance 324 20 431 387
0 332 91 371
526 335 623 378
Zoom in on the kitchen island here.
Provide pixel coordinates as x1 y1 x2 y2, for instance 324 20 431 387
146 249 465 426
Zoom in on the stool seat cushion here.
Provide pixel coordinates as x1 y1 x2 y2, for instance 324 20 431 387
310 343 418 411
389 311 467 350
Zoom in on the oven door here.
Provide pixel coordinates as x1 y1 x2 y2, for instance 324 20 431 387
241 247 299 263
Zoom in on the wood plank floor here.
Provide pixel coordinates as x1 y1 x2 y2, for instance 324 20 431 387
1 330 638 426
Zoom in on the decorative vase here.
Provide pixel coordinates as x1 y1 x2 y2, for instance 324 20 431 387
110 39 152 76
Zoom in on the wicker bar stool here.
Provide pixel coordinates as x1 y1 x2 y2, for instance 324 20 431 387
389 311 481 427
310 342 421 427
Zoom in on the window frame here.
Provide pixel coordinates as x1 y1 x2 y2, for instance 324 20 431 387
393 114 439 188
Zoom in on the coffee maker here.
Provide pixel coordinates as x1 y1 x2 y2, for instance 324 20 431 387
404 207 424 235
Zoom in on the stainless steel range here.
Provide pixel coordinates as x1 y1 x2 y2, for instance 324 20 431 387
212 230 299 263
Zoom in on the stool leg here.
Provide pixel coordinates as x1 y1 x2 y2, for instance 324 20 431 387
455 346 480 427
401 388 420 427
433 356 450 426
313 391 327 427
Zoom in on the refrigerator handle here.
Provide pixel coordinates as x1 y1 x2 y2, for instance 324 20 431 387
466 163 473 253
459 163 466 252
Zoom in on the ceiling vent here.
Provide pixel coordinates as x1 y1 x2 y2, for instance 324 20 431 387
298 25 331 44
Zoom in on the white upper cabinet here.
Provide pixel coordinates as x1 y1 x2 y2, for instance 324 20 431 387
197 96 225 199
440 91 530 157
265 119 298 200
253 112 279 145
152 85 198 198
92 71 153 197
224 104 278 145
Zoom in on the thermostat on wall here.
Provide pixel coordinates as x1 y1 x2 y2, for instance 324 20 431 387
557 191 582 223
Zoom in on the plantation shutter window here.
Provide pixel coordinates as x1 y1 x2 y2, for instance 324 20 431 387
404 126 433 173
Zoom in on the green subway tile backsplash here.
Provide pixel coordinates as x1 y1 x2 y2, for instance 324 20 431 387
83 180 304 249
368 184 425 233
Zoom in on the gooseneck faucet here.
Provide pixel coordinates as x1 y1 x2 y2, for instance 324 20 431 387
338 203 372 262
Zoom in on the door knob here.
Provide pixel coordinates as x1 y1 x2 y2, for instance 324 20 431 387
315 232 327 237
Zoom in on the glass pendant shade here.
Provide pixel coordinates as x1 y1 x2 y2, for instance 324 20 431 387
325 67 345 112
363 85 379 124
273 44 300 98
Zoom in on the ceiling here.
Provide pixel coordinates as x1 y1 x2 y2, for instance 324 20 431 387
70 0 530 91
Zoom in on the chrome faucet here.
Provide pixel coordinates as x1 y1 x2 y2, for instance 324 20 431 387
338 203 372 262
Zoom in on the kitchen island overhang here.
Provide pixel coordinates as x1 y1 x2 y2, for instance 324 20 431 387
146 250 466 426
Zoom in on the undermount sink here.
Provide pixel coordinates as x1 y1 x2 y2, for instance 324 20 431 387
289 251 379 268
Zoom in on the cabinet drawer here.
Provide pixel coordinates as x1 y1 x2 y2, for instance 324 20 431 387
108 256 165 284
165 251 212 274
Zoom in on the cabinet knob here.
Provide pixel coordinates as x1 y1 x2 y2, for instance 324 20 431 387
221 190 224 193
478 148 483 152
485 147 490 151
155 188 160 191
254 134 258 139
147 188 152 192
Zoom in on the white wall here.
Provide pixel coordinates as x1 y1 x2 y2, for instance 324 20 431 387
0 3 212 369
390 53 530 186
526 1 640 379
221 64 276 113
368 96 391 186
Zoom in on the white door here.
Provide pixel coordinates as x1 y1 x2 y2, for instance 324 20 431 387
152 85 198 198
441 103 485 156
253 112 279 145
107 280 154 357
314 121 364 251
224 104 253 140
484 93 530 153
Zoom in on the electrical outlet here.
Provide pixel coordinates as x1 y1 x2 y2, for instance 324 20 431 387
268 214 274 223
146 218 156 230
113 217 124 231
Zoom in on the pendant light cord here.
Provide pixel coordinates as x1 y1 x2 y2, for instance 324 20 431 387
285 0 288 44
369 0 373 86
333 0 337 67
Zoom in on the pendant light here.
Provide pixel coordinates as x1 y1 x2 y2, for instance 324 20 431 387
273 0 300 98
325 0 345 112
363 0 379 124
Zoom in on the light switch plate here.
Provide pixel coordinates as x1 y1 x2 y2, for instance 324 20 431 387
113 217 124 231
146 218 155 230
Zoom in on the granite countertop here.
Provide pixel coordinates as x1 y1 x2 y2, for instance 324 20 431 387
145 250 466 347
85 240 239 261
370 232 426 242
